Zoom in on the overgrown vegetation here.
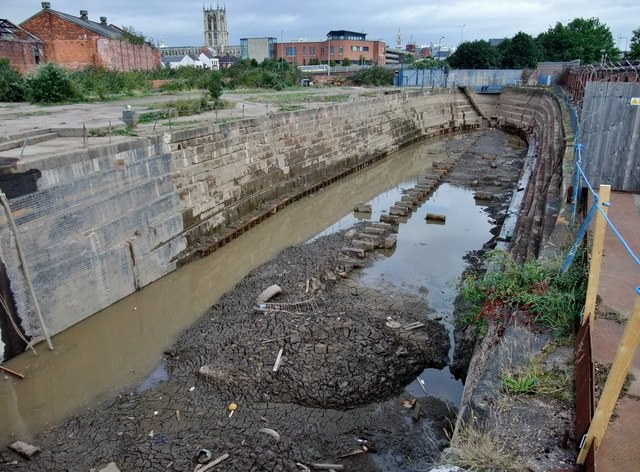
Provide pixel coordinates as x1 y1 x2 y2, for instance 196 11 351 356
443 420 521 471
0 59 26 102
461 250 587 339
501 350 574 401
0 57 303 104
351 65 394 86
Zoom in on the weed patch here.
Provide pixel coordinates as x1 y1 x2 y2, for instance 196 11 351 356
460 250 587 339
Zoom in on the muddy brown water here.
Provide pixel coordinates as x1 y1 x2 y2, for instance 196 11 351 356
0 132 520 448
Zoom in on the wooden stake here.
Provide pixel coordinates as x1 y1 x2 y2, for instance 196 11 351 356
577 294 640 464
273 348 284 372
0 365 25 379
582 185 610 325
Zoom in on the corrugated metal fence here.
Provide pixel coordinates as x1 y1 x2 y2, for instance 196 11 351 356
581 82 640 192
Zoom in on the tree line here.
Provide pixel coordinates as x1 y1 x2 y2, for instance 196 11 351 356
446 19 639 69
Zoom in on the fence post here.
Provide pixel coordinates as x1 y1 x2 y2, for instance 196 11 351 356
582 184 611 325
577 292 640 464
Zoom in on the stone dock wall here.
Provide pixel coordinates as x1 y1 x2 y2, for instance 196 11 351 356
0 89 481 355
0 87 566 358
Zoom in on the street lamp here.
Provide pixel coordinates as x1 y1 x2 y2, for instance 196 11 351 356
459 25 465 45
438 36 445 61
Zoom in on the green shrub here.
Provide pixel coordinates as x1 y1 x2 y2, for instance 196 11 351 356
461 250 587 339
26 62 81 103
351 65 394 86
0 59 26 102
208 71 223 101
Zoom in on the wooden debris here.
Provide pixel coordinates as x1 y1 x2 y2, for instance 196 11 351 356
258 427 281 442
256 285 282 304
0 365 25 379
341 247 365 258
379 214 399 224
425 213 446 222
370 222 391 229
344 229 357 239
384 234 397 249
196 453 229 472
176 410 181 422
394 201 413 209
8 441 40 460
272 348 284 372
338 449 365 458
389 206 408 216
352 239 376 251
474 191 494 201
362 226 385 235
482 153 496 161
412 401 422 420
403 322 425 331
310 464 344 470
353 203 372 213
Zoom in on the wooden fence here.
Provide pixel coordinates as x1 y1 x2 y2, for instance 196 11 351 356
580 82 640 192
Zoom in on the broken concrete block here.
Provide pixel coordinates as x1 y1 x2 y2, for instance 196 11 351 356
353 203 372 213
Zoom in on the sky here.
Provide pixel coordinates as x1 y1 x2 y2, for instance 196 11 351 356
4 0 638 51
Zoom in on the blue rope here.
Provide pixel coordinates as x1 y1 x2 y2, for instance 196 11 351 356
595 202 640 269
561 91 640 301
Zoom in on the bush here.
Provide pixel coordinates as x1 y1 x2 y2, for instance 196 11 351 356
352 65 394 86
26 62 80 103
208 71 223 101
0 59 26 102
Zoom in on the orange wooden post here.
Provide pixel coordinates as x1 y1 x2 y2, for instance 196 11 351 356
577 293 640 464
582 185 611 325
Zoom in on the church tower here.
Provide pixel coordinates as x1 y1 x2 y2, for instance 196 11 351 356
203 4 229 49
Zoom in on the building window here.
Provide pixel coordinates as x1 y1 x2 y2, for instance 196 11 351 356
351 46 361 52
285 47 297 56
363 46 369 52
310 47 315 56
339 46 344 54
33 45 40 64
303 46 306 56
330 46 334 55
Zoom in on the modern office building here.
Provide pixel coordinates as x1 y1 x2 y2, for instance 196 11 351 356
275 30 385 66
240 37 277 62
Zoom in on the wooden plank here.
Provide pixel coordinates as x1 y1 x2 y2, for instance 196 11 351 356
577 294 640 464
582 185 610 326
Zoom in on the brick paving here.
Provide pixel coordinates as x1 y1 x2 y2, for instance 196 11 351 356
591 191 640 471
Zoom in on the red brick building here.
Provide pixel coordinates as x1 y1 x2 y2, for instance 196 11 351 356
19 2 159 71
0 19 44 74
276 30 386 66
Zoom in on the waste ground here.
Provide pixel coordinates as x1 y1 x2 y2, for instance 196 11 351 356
0 129 527 471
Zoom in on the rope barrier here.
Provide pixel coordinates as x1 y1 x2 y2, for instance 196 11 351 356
558 87 640 291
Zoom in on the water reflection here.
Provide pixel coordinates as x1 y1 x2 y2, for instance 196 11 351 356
0 137 450 443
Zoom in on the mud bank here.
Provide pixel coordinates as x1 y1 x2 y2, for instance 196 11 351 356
0 129 527 471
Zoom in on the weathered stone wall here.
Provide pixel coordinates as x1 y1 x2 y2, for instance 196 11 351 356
0 89 481 355
476 88 566 261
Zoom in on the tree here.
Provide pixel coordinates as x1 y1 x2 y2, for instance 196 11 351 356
537 18 616 63
25 62 80 103
630 27 640 60
447 40 500 69
0 59 26 102
352 65 394 86
342 57 351 66
207 71 223 102
501 32 541 68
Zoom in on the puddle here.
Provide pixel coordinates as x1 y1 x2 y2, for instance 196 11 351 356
318 182 493 406
137 361 168 393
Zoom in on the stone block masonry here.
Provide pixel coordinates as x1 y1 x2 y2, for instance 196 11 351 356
0 87 565 356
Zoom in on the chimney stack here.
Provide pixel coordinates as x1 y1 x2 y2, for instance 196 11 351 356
41 2 51 9
100 16 107 26
80 10 88 20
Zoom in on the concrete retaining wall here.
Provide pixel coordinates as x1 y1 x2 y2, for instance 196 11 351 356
0 89 481 356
